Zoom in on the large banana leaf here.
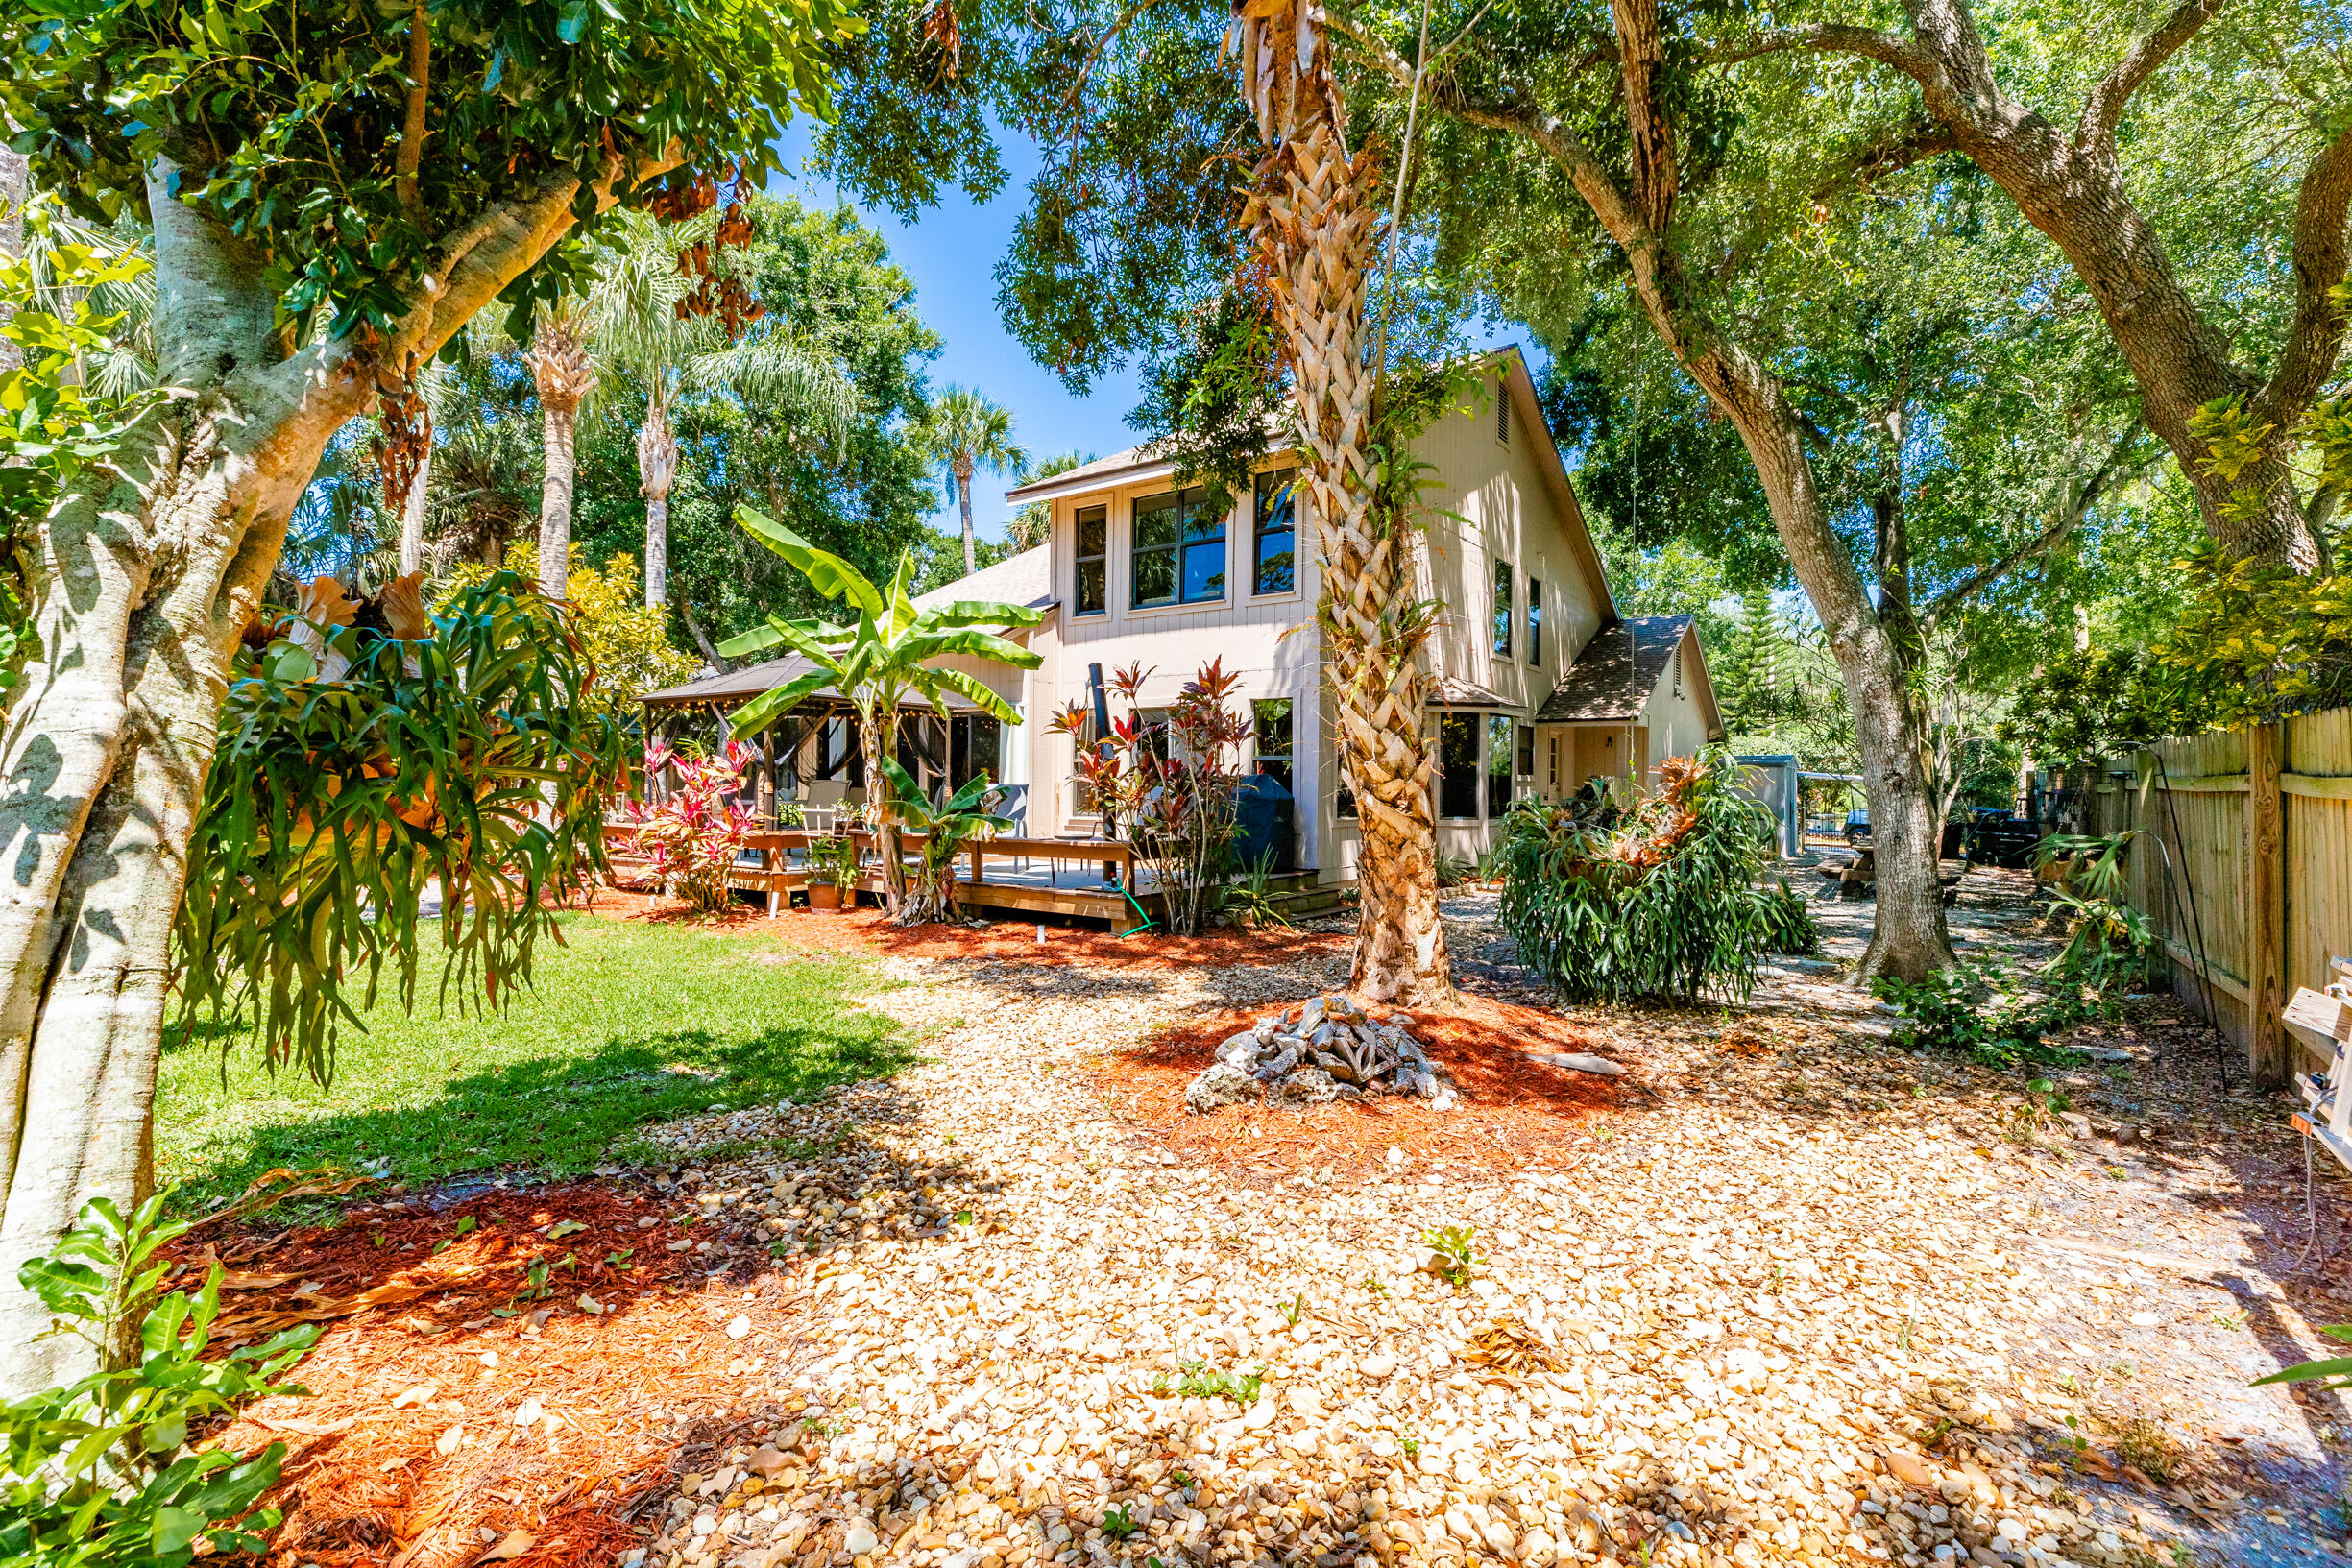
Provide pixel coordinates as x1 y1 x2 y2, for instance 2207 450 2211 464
735 506 887 618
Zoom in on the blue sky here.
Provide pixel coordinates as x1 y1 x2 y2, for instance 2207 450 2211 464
767 123 1144 550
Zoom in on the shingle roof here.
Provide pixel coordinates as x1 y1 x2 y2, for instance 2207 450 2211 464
1536 615 1695 723
912 543 1052 612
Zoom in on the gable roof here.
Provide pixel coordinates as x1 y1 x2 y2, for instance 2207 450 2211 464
1536 615 1697 723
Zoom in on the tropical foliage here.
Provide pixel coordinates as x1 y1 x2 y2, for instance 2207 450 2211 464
1050 660 1255 937
626 738 758 915
923 387 1027 577
443 542 696 718
717 508 1042 919
3 1193 318 1568
880 760 1014 924
176 572 631 1083
1494 751 1782 1003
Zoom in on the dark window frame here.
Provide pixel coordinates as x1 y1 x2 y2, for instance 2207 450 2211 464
1251 468 1297 596
1074 504 1108 616
1492 557 1514 658
1252 698 1295 791
1131 487 1227 610
1438 713 1481 820
1487 714 1515 817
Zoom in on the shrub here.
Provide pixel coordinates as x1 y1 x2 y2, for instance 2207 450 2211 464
4 1194 319 1568
1494 748 1779 1003
1759 877 1820 954
1871 961 2103 1067
628 738 757 913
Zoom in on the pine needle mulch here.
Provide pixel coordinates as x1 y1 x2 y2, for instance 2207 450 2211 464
1083 992 1624 1183
176 1182 789 1568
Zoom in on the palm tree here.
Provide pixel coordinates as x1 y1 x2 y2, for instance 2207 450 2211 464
1233 0 1451 1002
1006 450 1092 550
717 507 1042 920
584 206 854 607
924 387 1028 577
526 296 597 595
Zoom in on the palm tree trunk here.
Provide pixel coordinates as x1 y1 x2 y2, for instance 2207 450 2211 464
536 402 576 593
1238 0 1451 1004
399 429 432 577
638 396 677 607
956 457 976 577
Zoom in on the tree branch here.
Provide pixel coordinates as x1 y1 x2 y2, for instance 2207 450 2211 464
396 2 430 223
1720 23 1939 84
1712 118 1957 283
2252 118 2352 428
1612 0 1677 234
2077 0 2224 147
1920 419 2147 629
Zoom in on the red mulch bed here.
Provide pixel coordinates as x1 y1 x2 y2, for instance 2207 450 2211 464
571 883 1351 969
1084 992 1622 1182
177 1182 788 1568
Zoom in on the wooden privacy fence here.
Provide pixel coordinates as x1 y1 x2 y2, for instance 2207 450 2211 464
2077 708 2352 1087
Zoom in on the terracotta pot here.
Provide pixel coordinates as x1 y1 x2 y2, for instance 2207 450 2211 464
809 882 843 912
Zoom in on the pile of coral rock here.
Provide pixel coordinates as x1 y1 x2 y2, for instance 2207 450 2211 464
1184 992 1458 1114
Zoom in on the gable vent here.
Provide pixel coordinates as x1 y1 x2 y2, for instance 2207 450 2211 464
1496 381 1511 446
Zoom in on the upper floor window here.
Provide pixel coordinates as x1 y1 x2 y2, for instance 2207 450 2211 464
1133 486 1226 608
1492 557 1514 657
1075 504 1107 616
1252 469 1297 595
1526 575 1542 665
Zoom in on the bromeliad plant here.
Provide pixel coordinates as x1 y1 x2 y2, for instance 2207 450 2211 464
627 738 758 914
176 570 631 1083
717 508 1042 922
1049 660 1254 936
4 1194 320 1568
1494 748 1780 1003
880 760 1015 924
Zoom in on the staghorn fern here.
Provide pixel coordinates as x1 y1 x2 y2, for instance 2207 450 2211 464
174 570 631 1083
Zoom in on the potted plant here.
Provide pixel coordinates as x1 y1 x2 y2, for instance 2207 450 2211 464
805 833 861 912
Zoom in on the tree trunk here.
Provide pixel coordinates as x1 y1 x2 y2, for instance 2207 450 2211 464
955 457 976 578
0 148 27 374
399 427 433 577
639 398 676 607
0 177 374 1393
860 711 905 917
529 315 594 596
0 150 659 1400
1239 0 1451 1005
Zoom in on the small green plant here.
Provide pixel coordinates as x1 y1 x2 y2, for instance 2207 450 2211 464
1170 1470 1193 1490
431 1214 479 1254
1435 852 1480 889
1101 1504 1140 1542
808 833 863 888
4 1194 320 1568
1759 877 1820 955
1215 850 1296 930
1422 1225 1477 1290
1277 1291 1305 1327
1364 1274 1388 1298
1399 1435 1420 1459
2112 1416 2182 1483
1167 1358 1264 1405
1873 962 2101 1068
1895 1314 1915 1350
2003 1078 2073 1146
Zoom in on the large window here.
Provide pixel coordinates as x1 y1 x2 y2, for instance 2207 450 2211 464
1075 504 1107 616
1488 715 1515 816
1438 714 1481 820
1252 469 1297 595
950 713 1002 790
1133 487 1226 608
1252 698 1294 790
1526 576 1542 665
1492 558 1514 657
1516 724 1535 779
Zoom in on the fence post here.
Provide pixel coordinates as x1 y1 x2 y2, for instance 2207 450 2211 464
2248 720 2288 1087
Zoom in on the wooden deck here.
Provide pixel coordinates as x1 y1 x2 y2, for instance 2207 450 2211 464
601 824 1166 925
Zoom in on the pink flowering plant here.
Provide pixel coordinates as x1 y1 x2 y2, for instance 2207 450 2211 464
628 738 758 913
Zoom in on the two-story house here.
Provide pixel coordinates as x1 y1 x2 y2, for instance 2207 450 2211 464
642 346 1725 891
994 346 1724 881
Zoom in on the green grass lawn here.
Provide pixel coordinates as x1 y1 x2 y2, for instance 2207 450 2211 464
157 916 913 1208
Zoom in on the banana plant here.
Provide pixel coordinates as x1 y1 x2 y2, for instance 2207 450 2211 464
880 760 1016 924
717 507 1042 918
